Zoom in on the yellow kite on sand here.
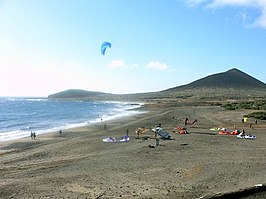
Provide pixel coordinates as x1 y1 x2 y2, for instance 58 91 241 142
135 127 149 139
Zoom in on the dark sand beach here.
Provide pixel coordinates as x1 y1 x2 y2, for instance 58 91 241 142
0 103 265 198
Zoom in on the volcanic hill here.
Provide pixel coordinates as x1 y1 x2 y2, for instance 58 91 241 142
165 68 266 91
48 68 266 101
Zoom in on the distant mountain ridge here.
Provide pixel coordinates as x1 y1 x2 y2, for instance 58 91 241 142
48 89 110 99
164 68 266 92
48 68 266 100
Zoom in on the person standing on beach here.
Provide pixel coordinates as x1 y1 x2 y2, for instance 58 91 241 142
239 129 245 137
33 132 36 140
185 118 189 125
30 131 33 139
156 138 160 146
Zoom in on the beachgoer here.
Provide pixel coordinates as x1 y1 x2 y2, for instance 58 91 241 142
104 123 107 130
135 128 140 139
154 130 158 138
30 131 33 139
33 132 36 140
125 128 129 137
156 138 160 146
239 129 245 137
59 129 62 136
185 118 189 125
153 127 159 138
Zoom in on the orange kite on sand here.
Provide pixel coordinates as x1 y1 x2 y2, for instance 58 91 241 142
218 129 241 135
175 126 189 134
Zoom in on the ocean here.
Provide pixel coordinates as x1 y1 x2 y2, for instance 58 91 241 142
0 97 143 142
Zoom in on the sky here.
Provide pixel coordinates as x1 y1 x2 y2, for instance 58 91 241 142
0 0 266 97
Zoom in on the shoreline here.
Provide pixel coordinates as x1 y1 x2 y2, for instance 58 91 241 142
0 104 149 152
0 100 146 143
0 103 265 198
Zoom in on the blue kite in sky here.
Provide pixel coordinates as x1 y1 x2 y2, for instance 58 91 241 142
101 42 111 55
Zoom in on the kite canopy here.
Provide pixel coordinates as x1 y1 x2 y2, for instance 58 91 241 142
101 42 111 55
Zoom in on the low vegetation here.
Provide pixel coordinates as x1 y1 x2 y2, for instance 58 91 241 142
244 111 266 120
222 100 266 120
222 100 266 111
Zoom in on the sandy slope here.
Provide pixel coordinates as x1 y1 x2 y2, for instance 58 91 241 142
0 104 265 199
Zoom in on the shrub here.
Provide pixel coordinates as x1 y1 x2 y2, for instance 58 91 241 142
244 112 266 120
222 103 236 110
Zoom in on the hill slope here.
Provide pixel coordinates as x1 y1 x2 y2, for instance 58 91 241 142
165 68 266 92
48 69 266 101
48 89 110 99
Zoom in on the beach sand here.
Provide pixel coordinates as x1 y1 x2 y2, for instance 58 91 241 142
0 103 265 198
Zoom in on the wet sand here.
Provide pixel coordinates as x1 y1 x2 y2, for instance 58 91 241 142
0 103 266 198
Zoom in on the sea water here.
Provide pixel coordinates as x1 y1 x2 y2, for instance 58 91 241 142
0 97 143 142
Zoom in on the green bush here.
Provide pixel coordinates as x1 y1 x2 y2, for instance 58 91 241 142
222 103 236 110
222 100 266 111
244 111 266 120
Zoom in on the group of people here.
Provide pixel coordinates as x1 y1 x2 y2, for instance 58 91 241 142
30 131 36 139
30 129 63 140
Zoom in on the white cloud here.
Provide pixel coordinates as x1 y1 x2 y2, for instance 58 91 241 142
184 0 266 28
108 59 126 69
107 60 139 69
146 61 169 70
185 0 209 7
205 0 266 10
253 6 266 27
